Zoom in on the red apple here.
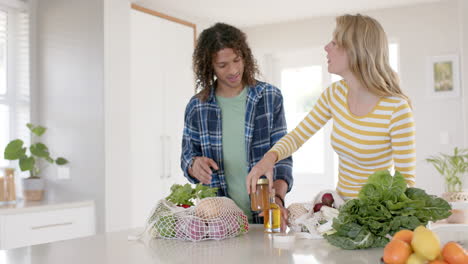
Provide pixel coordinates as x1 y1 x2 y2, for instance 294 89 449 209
313 202 323 212
321 193 334 207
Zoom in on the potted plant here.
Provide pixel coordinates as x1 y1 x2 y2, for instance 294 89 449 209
426 147 468 194
3 123 69 201
426 147 468 224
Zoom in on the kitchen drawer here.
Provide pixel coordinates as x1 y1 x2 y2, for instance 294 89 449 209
0 203 95 249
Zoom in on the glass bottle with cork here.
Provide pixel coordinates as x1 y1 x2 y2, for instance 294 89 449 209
264 188 281 233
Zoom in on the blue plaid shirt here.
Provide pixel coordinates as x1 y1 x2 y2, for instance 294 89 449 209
181 81 293 197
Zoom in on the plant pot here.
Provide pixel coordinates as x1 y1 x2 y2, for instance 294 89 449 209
441 191 468 202
21 178 45 201
446 209 468 224
441 191 468 224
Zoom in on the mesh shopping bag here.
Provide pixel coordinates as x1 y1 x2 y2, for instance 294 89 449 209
141 197 248 242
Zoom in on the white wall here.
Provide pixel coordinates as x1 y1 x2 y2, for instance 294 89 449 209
103 0 132 232
243 0 466 195
460 0 468 187
35 0 105 232
461 0 468 147
134 0 215 34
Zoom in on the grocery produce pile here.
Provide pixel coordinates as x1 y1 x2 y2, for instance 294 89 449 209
145 184 248 242
383 226 467 264
324 170 452 250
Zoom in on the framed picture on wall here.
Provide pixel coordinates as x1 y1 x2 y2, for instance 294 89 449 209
427 55 460 98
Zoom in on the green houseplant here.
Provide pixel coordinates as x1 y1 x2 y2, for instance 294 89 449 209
3 123 69 200
426 147 468 193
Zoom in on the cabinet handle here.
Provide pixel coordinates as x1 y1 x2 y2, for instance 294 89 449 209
166 135 171 179
31 222 73 230
160 135 165 180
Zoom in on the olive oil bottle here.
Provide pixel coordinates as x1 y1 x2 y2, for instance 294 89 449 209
264 189 281 233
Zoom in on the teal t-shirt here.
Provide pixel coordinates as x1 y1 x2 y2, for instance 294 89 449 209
215 88 252 221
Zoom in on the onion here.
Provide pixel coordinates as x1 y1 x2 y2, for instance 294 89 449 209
195 198 221 219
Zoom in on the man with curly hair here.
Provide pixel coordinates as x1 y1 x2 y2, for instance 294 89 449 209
181 23 292 228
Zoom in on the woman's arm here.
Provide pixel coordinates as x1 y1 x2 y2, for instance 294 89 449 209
390 100 416 185
246 86 334 194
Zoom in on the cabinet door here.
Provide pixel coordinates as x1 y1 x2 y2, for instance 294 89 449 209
159 18 195 196
130 9 165 226
129 9 194 227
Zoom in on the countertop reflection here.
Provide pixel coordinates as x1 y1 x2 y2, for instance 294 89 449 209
5 224 467 264
0 225 388 264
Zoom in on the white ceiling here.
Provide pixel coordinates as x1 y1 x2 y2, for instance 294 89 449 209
135 0 441 27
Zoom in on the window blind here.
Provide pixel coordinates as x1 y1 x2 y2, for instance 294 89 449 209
0 10 7 95
0 7 30 167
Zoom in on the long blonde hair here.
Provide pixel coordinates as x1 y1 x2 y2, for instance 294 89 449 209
334 14 411 106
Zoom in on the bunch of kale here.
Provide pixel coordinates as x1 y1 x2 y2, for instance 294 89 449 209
325 170 451 250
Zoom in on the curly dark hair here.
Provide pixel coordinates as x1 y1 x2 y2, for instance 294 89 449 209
193 23 259 102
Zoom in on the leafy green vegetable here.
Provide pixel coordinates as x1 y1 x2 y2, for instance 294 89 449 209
165 183 218 206
193 183 219 200
358 170 407 202
324 170 452 250
326 225 388 250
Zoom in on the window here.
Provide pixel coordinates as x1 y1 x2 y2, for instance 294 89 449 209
281 66 325 174
0 4 30 167
389 43 399 72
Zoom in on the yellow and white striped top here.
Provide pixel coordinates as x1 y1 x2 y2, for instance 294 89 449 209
270 80 416 199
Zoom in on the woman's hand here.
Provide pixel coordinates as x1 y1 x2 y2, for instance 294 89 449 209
188 156 219 184
246 152 278 194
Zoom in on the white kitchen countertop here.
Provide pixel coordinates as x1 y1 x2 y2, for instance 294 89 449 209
0 199 95 215
0 224 389 264
2 224 466 264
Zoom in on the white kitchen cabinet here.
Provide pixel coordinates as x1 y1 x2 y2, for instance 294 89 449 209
129 6 195 227
0 200 95 249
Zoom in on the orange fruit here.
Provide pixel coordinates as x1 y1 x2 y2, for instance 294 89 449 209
442 242 468 264
392 229 414 244
428 260 448 264
383 239 413 264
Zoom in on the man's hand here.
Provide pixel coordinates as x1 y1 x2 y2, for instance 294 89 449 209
273 179 289 232
259 198 288 232
276 196 289 232
188 156 219 184
260 179 289 232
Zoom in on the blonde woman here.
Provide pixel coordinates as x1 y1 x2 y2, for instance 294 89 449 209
246 14 416 205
